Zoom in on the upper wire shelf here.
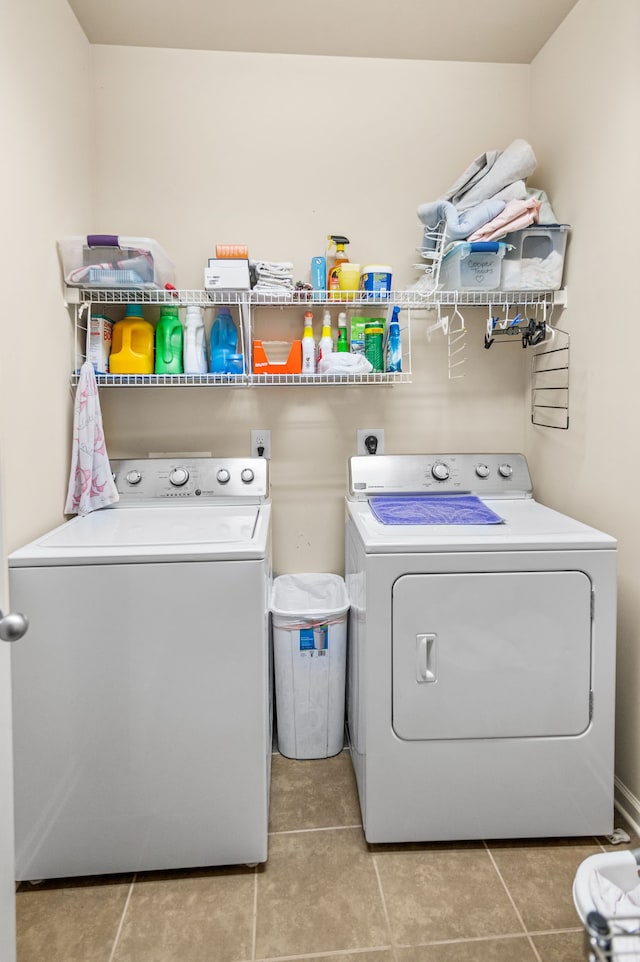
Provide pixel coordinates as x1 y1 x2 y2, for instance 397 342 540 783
69 287 565 309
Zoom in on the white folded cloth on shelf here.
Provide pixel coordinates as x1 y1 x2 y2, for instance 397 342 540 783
64 361 119 516
317 353 374 375
251 260 295 294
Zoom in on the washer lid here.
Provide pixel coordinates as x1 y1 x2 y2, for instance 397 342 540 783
9 503 271 565
346 498 616 552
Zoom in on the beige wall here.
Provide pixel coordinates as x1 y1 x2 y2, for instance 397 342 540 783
92 47 531 574
0 0 92 554
528 0 640 814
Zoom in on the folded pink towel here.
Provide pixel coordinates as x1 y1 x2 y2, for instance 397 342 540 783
468 197 542 242
65 362 119 516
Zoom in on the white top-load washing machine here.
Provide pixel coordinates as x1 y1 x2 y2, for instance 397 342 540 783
9 457 272 880
345 453 617 843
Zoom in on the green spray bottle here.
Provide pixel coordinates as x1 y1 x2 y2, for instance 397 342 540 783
155 305 183 374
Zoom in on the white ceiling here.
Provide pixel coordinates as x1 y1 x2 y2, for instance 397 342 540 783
66 0 580 64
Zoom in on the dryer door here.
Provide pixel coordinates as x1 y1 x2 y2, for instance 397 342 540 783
392 570 592 740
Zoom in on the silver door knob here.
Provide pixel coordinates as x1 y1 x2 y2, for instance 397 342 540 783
0 608 28 642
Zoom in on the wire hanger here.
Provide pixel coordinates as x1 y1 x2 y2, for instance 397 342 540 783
447 297 466 379
426 302 449 342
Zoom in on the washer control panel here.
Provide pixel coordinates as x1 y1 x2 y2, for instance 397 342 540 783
348 453 533 499
112 457 269 501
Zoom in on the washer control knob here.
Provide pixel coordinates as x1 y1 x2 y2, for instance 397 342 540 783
216 468 231 485
240 468 255 484
169 467 189 487
475 464 490 479
498 463 513 479
125 469 142 485
431 462 450 481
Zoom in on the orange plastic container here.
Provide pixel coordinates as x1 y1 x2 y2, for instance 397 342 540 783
252 340 302 375
109 306 154 374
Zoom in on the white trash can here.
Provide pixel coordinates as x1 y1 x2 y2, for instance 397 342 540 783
271 573 349 760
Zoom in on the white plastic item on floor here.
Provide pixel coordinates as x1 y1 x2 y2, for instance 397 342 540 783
573 848 640 962
271 573 349 760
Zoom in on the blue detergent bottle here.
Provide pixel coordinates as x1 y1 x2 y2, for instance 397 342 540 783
209 308 238 374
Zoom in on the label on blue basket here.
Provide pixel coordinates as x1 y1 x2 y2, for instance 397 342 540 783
299 625 328 653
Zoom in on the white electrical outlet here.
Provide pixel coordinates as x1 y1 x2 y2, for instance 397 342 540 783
357 429 384 456
251 429 271 459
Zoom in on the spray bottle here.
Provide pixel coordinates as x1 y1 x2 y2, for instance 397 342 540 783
302 311 316 374
318 308 334 365
326 235 350 297
336 311 348 352
386 305 402 373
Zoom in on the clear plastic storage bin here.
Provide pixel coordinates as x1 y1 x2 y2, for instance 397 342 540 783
59 235 175 289
438 241 508 290
271 573 349 760
500 224 569 291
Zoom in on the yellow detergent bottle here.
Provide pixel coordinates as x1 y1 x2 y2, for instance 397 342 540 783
109 305 155 374
326 235 350 299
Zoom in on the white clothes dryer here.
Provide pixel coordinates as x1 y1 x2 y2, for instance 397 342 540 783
9 457 272 879
345 454 617 843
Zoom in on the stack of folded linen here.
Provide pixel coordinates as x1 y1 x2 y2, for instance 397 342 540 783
416 138 559 253
251 260 295 295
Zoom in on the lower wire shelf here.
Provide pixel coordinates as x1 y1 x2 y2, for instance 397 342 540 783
72 371 411 387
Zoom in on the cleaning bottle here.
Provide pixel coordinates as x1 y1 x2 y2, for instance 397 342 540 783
386 306 402 373
336 311 348 352
183 305 207 374
317 309 333 365
302 311 316 374
209 307 238 374
326 235 350 298
155 305 183 374
109 304 154 375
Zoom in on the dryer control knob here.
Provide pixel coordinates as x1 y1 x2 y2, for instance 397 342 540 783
431 462 450 481
498 463 513 479
217 469 231 485
169 467 189 487
475 464 490 479
125 470 142 485
240 468 255 484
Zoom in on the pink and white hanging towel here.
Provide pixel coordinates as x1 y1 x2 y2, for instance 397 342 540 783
65 361 119 515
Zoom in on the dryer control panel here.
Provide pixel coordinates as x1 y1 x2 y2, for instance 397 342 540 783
348 453 533 499
112 457 269 501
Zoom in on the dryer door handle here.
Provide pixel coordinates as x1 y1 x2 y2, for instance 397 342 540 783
416 633 437 683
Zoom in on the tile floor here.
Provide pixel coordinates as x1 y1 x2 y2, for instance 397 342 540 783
15 749 636 962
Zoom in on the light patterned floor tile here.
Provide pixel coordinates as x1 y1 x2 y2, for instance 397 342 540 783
112 867 255 962
269 750 361 833
374 842 523 944
255 827 389 958
16 875 132 962
488 837 603 931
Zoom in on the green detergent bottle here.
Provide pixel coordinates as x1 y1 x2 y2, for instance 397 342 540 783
155 305 183 374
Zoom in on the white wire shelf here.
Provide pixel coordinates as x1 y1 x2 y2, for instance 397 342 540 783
71 370 411 387
248 371 411 386
69 287 565 309
72 372 247 387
